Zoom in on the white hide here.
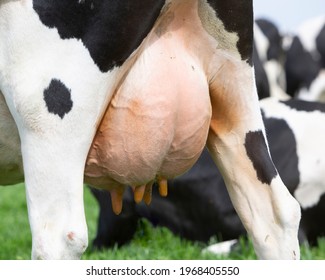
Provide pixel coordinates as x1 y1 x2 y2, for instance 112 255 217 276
260 97 325 209
254 23 269 62
203 239 238 256
263 60 290 100
297 16 325 58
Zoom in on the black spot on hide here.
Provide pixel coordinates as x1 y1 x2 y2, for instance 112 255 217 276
244 130 277 185
43 79 73 119
280 99 325 113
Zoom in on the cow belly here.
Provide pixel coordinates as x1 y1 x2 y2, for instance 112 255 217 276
85 51 211 189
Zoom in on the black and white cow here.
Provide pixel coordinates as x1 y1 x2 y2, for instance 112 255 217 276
91 97 325 249
253 18 288 100
0 1 300 259
285 16 325 101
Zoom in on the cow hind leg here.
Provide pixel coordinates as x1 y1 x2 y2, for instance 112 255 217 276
206 59 301 259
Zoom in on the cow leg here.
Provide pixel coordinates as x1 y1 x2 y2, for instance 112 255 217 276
20 127 89 259
8 72 112 260
9 114 94 259
0 2 116 259
206 58 301 259
3 77 107 259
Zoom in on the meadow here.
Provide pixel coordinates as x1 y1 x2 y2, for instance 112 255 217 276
0 183 324 260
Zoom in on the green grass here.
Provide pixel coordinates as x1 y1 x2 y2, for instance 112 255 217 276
0 183 325 260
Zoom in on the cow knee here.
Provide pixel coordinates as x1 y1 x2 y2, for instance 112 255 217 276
65 230 88 256
32 239 88 260
32 229 88 260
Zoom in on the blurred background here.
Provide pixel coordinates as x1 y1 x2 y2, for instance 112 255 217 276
254 0 324 32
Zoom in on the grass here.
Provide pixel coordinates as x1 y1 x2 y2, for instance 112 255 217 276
0 183 325 260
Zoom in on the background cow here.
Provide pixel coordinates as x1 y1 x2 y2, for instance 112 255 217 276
285 16 325 101
254 19 288 100
254 16 325 103
91 97 325 250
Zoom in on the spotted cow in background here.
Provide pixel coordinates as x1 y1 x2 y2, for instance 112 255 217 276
253 19 289 100
285 16 325 101
0 0 300 259
91 97 325 250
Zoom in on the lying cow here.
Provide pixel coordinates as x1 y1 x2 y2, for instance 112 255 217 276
91 97 325 249
285 16 325 101
0 0 300 259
